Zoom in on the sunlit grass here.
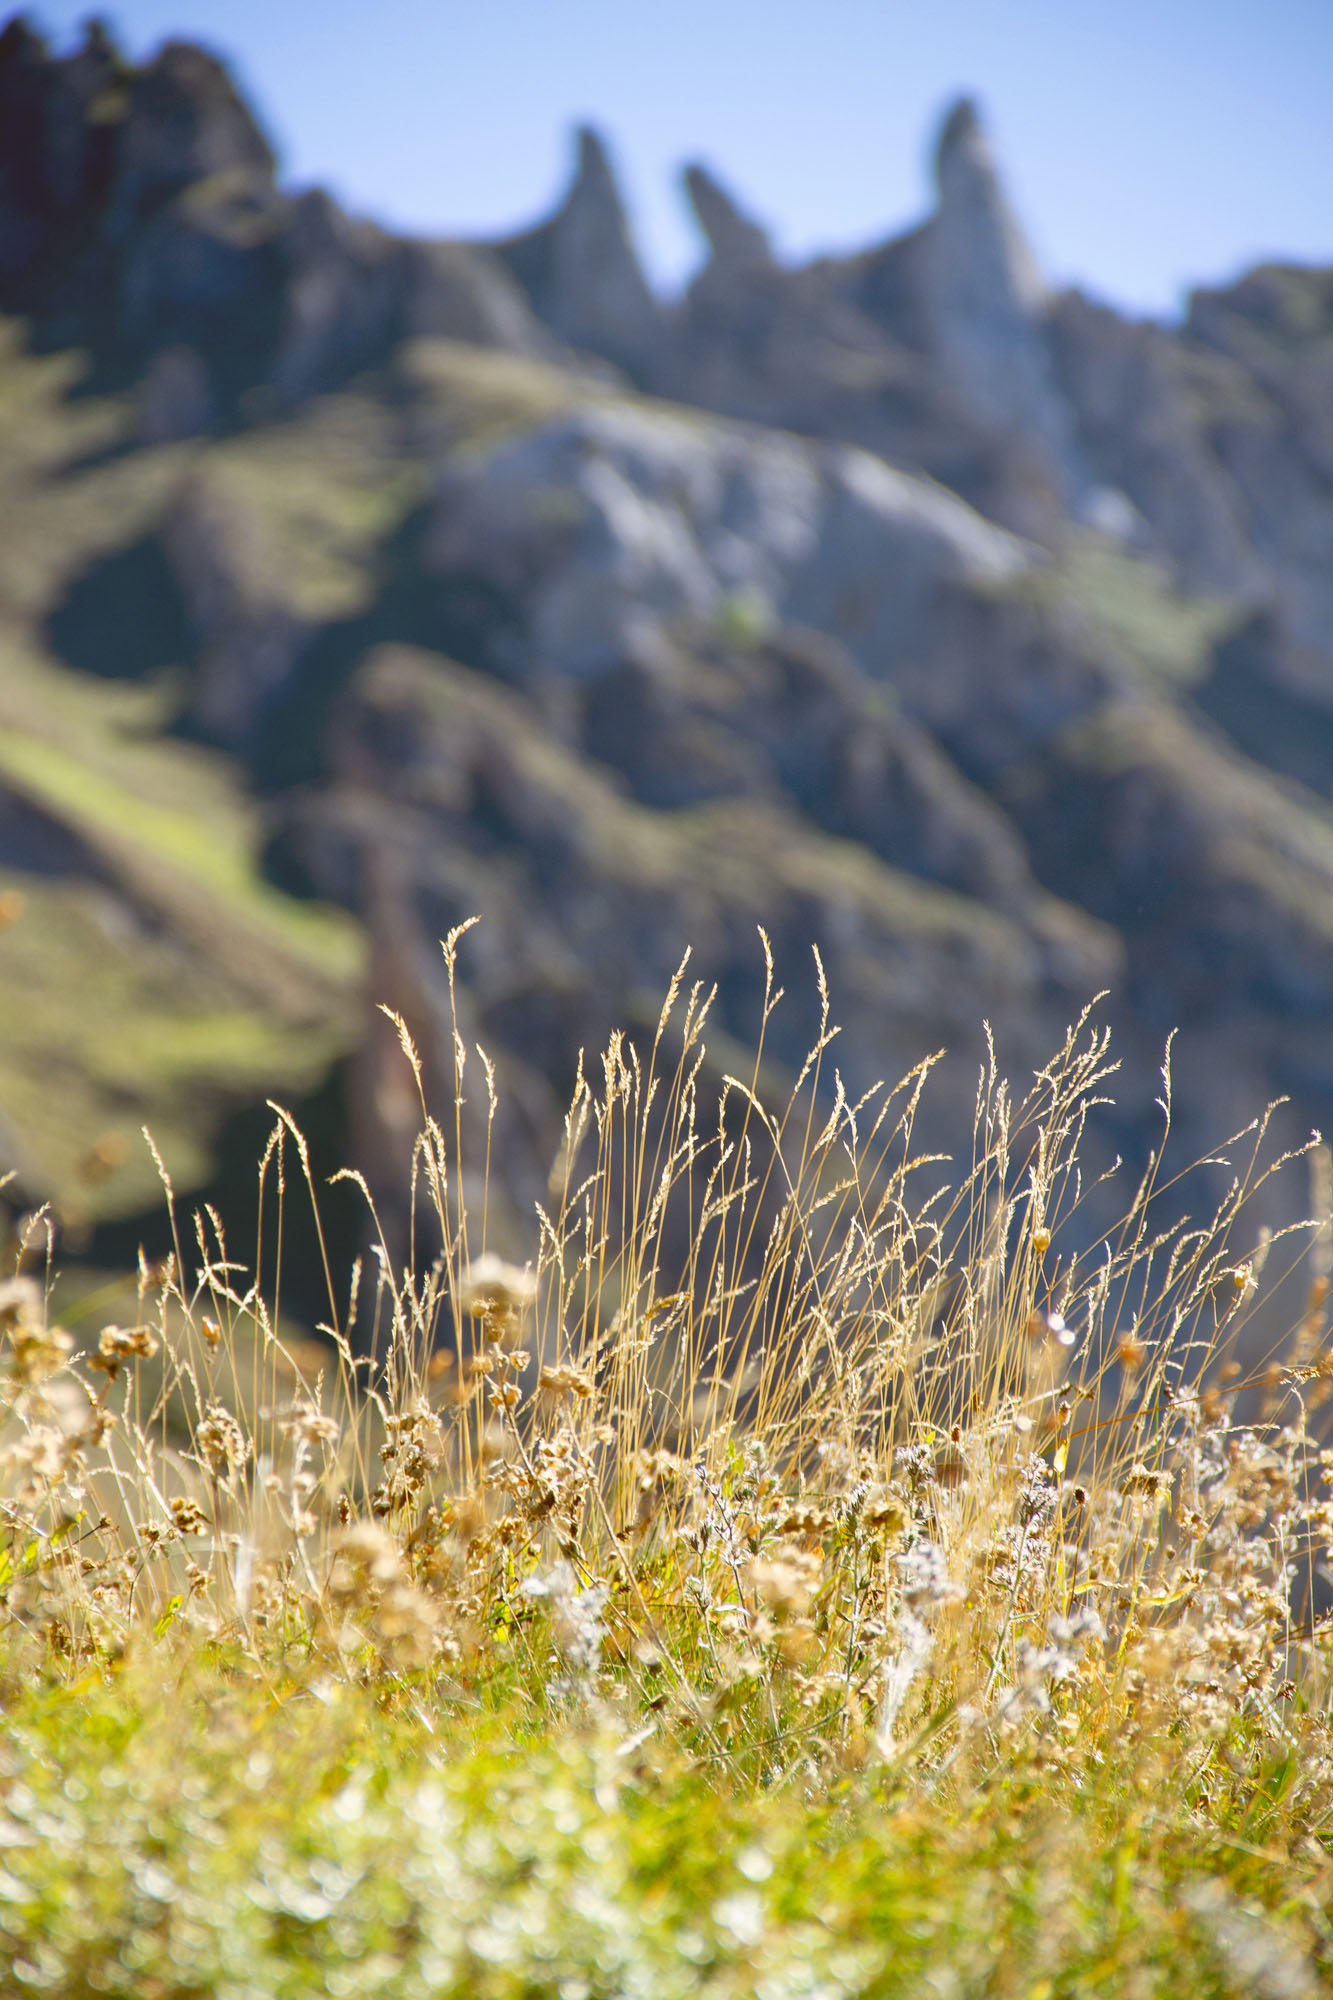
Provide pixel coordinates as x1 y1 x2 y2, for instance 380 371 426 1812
3 930 1333 1995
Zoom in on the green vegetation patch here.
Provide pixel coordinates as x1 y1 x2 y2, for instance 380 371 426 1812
0 647 361 1223
0 873 346 1220
0 1657 1321 2000
198 394 427 623
1050 533 1236 689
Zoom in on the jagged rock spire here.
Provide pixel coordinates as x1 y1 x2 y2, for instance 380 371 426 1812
932 98 1045 318
682 162 774 275
492 124 662 380
921 95 1077 496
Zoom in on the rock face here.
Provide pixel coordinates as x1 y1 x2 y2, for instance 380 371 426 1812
0 18 550 411
3 14 1333 1301
493 128 663 382
917 100 1078 505
424 402 1025 684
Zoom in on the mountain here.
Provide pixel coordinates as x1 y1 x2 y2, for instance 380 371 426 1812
2 15 1332 1294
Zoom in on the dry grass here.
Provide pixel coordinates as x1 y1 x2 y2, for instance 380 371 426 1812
3 926 1333 1993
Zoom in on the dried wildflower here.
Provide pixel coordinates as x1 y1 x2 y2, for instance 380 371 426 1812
269 1400 341 1449
1119 1464 1171 1498
1 1425 70 1502
1017 1455 1056 1527
457 1254 537 1340
895 1540 962 1611
332 1520 404 1587
776 1501 836 1539
522 1560 609 1672
748 1548 820 1619
539 1363 595 1399
487 1383 522 1410
200 1316 221 1349
195 1403 249 1487
0 1276 42 1331
89 1323 158 1381
170 1495 209 1536
1031 1227 1052 1256
0 1280 74 1386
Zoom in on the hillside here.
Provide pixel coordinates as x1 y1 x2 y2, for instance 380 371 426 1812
1 16 1332 1287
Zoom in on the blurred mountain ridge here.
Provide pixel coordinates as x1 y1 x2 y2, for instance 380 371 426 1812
2 14 1332 1289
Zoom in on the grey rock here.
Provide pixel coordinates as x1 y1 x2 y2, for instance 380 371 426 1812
403 238 549 352
1184 266 1333 704
682 162 775 280
493 126 663 380
162 475 310 747
917 99 1079 509
279 644 1118 1247
106 37 276 233
1047 288 1259 593
425 400 1026 682
272 188 405 402
118 165 288 357
137 342 215 442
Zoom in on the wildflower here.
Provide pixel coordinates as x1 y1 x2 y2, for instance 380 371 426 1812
456 1254 537 1340
1119 1464 1171 1498
268 1401 341 1449
522 1560 609 1672
895 1540 962 1610
195 1403 249 1487
747 1548 820 1619
170 1495 209 1536
1017 1455 1056 1527
89 1324 158 1382
538 1363 595 1399
0 1280 73 1385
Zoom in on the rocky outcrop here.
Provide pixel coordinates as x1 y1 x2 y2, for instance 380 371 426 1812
160 473 312 746
424 401 1026 683
273 644 1118 1241
682 163 775 288
0 19 548 408
1047 290 1258 593
493 127 663 382
916 100 1078 509
1183 267 1333 704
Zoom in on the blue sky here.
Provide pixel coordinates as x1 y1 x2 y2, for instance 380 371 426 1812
27 0 1333 319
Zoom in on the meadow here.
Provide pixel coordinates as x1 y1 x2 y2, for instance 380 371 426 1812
2 925 1332 1997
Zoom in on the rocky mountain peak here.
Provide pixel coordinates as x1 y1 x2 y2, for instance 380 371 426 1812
493 122 662 380
921 93 1078 506
931 94 1045 314
111 36 276 222
682 162 774 276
